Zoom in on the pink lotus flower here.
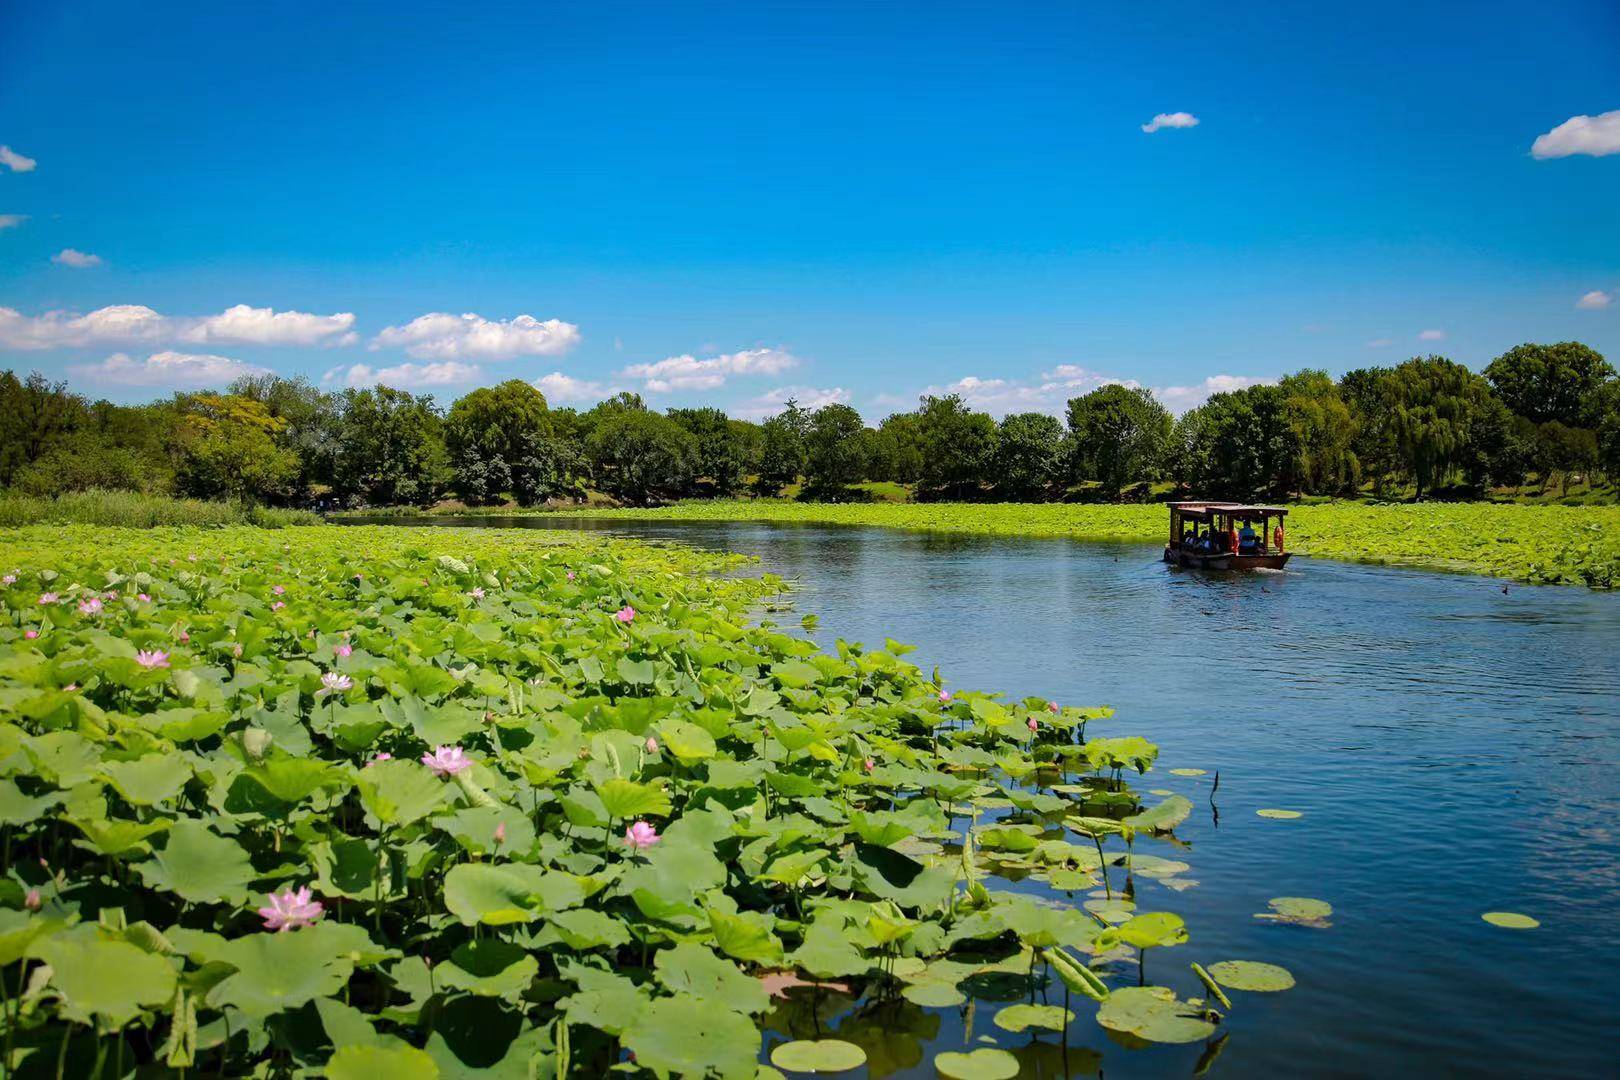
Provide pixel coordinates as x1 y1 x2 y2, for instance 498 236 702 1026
334 641 353 658
494 822 507 844
257 886 324 932
1 574 16 585
469 587 485 600
623 821 660 850
135 650 170 669
566 571 576 581
23 629 38 640
37 592 58 605
78 597 103 616
24 888 40 911
421 745 472 777
63 683 77 692
178 630 190 643
271 585 285 596
270 601 285 611
644 736 659 754
614 605 636 623
1047 701 1060 713
937 689 952 704
232 643 243 658
1027 717 1039 733
187 553 198 562
863 757 875 772
365 752 392 767
317 671 353 697
137 593 151 603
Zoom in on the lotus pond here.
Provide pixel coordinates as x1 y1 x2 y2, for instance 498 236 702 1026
0 523 1320 1079
5 521 1619 1078
351 515 1620 1077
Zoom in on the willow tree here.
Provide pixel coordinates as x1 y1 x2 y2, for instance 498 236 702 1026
1381 356 1497 498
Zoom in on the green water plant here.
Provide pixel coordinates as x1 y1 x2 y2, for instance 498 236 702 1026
0 523 1303 1076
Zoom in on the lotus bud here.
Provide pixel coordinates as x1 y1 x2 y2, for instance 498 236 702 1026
645 736 659 754
24 888 41 911
242 727 274 763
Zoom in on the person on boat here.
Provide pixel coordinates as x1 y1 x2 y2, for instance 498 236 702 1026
1238 523 1258 553
1274 523 1285 552
1227 523 1239 553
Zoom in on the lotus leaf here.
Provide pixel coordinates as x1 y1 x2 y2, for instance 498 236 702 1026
135 818 257 905
38 934 178 1027
1206 959 1296 992
933 1047 1020 1079
1258 897 1333 927
1481 911 1539 929
771 1038 866 1073
993 1003 1074 1032
1095 985 1217 1043
654 942 771 1014
328 1044 440 1079
622 994 761 1080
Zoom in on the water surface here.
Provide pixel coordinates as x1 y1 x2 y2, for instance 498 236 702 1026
353 515 1620 1077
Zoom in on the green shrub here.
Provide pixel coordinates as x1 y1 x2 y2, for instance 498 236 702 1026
0 490 319 528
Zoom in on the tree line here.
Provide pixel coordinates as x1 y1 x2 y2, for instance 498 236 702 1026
2 341 1617 508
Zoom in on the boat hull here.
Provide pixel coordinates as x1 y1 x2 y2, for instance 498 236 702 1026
1164 547 1291 571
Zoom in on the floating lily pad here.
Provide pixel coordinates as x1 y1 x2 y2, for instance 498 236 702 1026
1095 985 1217 1044
993 1003 1073 1032
1255 809 1302 819
1481 911 1539 929
1169 768 1207 777
903 982 967 1008
1257 897 1333 927
770 1039 867 1073
933 1047 1019 1079
1206 960 1295 992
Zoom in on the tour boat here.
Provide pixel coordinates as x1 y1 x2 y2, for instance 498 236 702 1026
1163 501 1291 570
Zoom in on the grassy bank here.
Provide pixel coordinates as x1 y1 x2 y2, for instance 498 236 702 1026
549 500 1620 588
0 523 1256 1074
0 489 319 529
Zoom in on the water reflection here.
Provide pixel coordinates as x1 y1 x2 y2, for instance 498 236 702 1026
345 515 1620 1076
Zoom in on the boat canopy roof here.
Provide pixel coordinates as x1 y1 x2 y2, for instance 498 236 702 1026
1167 501 1288 520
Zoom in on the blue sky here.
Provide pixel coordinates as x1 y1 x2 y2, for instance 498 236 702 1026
2 0 1617 417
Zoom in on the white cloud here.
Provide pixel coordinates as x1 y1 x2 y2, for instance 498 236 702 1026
534 370 615 404
0 303 357 350
51 248 103 268
1576 289 1612 310
0 145 36 173
0 214 25 230
1141 112 1199 134
372 312 580 361
623 346 798 393
70 350 270 388
910 366 1136 418
886 365 1265 419
1531 110 1620 159
184 304 357 347
1153 374 1272 414
1418 329 1446 341
736 385 851 419
1365 338 1394 348
337 361 481 389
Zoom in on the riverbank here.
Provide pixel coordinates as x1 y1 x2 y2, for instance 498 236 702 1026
0 490 320 529
509 500 1620 588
